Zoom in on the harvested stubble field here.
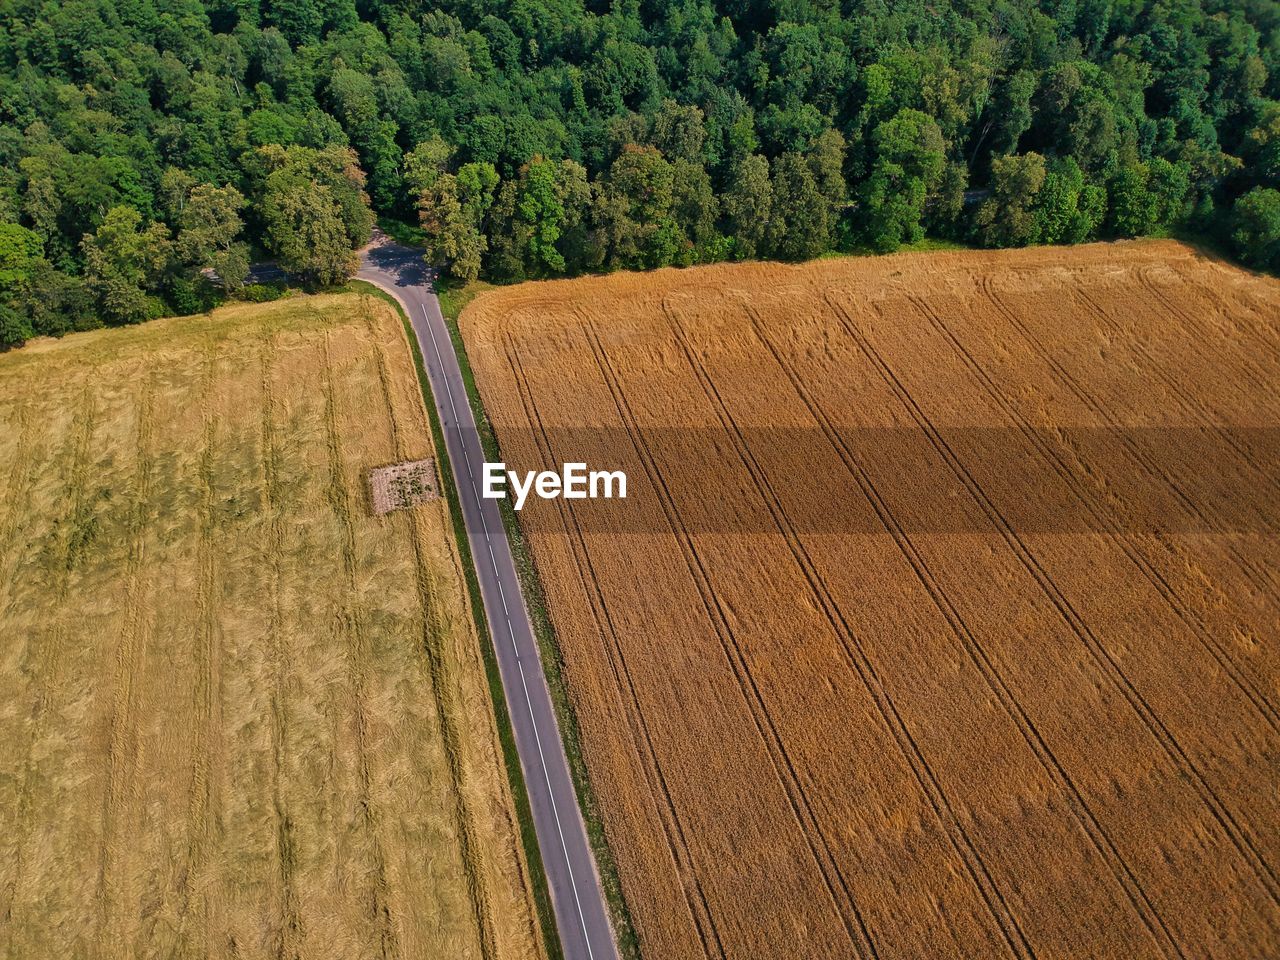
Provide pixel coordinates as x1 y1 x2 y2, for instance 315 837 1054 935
0 294 542 960
460 240 1280 960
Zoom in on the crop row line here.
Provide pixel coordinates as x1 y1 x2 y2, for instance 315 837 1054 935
824 291 1187 957
503 330 727 960
915 283 1280 906
583 309 879 960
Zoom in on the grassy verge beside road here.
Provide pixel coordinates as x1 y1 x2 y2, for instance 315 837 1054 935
436 282 642 960
353 280 568 960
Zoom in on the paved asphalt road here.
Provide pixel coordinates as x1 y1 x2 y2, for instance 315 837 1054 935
357 239 621 960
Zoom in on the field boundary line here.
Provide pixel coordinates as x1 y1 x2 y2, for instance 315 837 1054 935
353 280 567 960
581 311 881 960
502 331 726 960
901 288 1280 911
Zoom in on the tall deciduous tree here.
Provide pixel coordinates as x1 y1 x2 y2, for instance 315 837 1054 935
175 184 249 291
1232 187 1280 269
860 109 946 251
0 224 44 298
768 152 829 261
261 181 357 285
517 157 568 275
418 173 487 282
254 144 374 284
722 154 773 260
975 152 1047 247
81 206 172 325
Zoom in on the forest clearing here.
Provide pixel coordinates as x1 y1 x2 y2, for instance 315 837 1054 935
460 239 1280 960
0 294 543 960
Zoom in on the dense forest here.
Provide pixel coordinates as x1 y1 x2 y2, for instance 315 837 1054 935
1 0 1279 348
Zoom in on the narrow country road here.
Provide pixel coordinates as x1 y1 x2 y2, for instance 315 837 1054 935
357 237 621 960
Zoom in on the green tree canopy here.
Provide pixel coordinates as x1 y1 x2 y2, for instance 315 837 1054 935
1232 187 1280 269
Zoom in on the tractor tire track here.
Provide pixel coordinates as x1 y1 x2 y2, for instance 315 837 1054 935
959 281 1280 729
583 315 881 960
1144 275 1278 398
93 375 156 955
174 356 228 958
912 285 1280 906
320 330 401 960
982 275 1280 599
1074 286 1280 504
672 299 1039 960
810 295 1188 958
1 383 96 952
1144 265 1280 372
504 331 727 960
747 305 1177 960
258 338 305 960
0 400 37 617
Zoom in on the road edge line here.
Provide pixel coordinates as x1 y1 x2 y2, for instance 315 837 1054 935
352 279 566 960
440 285 642 960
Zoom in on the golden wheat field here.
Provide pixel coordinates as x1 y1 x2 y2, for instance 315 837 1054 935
0 294 542 960
461 240 1280 960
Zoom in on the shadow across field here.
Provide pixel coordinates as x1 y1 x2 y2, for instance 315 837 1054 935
501 426 1280 534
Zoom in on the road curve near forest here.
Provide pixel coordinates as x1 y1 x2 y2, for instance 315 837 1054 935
358 237 621 960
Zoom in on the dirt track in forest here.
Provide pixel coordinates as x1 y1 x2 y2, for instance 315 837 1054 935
0 294 543 960
460 240 1280 960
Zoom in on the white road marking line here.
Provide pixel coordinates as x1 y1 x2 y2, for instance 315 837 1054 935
418 299 598 960
423 303 462 428
518 657 597 960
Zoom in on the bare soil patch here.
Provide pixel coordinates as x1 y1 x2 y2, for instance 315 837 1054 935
370 458 439 515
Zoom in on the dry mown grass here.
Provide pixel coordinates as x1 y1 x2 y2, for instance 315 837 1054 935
461 240 1280 960
0 293 543 960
